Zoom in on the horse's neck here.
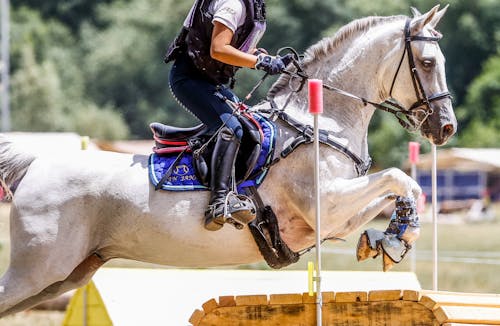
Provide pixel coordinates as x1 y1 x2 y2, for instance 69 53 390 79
272 46 382 162
266 18 408 163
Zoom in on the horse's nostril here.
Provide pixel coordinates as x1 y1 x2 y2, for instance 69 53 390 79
441 124 454 139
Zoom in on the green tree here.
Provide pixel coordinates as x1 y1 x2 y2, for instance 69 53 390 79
458 119 500 148
264 0 352 53
8 0 500 150
457 52 500 147
413 0 500 107
71 103 130 140
11 45 68 131
77 0 197 137
10 7 130 139
12 0 118 32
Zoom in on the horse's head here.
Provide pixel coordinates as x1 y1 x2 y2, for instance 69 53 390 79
386 5 457 145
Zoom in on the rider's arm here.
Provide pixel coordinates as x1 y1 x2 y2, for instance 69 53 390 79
210 21 258 68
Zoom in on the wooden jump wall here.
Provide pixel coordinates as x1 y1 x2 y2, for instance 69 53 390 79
190 289 500 325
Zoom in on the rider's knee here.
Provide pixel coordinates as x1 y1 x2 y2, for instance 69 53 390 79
223 116 243 140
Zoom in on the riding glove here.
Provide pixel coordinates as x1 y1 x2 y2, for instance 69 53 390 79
255 54 293 75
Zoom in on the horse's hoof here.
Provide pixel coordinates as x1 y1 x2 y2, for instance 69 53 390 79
382 251 395 272
204 216 224 231
356 232 379 261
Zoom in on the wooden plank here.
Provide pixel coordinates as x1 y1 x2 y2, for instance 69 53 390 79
421 292 500 310
235 294 268 306
420 295 440 310
189 309 205 326
403 290 421 302
335 291 368 302
269 293 302 305
434 305 500 324
369 290 402 302
199 304 316 325
202 299 218 314
323 292 335 304
302 292 316 304
301 292 335 303
322 300 437 325
198 299 437 325
218 296 236 307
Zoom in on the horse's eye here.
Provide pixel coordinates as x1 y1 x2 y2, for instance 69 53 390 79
422 59 435 69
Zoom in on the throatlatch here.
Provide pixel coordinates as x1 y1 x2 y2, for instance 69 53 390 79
356 196 420 271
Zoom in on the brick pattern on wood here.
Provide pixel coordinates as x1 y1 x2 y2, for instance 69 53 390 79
189 290 500 326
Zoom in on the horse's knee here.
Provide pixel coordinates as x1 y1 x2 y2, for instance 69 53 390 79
383 168 421 198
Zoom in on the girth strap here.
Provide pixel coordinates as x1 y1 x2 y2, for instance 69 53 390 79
244 186 300 269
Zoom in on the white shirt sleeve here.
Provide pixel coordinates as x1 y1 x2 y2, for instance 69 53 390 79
211 0 246 33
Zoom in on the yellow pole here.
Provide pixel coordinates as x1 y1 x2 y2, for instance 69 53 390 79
81 136 90 150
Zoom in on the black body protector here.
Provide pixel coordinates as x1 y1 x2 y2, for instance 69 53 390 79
165 0 266 86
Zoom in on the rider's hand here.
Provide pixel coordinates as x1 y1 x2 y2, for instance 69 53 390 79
255 54 292 75
252 48 269 56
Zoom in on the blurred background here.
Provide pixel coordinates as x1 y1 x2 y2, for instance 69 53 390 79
0 0 499 324
3 0 499 163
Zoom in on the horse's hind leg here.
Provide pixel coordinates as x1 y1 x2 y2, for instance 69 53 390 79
0 202 99 317
0 253 105 317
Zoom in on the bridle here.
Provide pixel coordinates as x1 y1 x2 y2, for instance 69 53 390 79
249 17 453 177
386 18 452 131
268 17 452 132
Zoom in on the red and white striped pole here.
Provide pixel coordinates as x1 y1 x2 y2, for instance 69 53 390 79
308 79 323 326
431 144 438 290
408 142 420 273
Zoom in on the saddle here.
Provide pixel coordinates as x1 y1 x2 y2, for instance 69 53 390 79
149 112 273 192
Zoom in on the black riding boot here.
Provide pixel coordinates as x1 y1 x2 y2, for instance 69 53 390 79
204 128 256 231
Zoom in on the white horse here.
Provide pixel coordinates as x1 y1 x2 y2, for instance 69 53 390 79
0 6 456 316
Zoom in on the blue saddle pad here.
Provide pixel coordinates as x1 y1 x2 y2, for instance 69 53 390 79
149 113 276 192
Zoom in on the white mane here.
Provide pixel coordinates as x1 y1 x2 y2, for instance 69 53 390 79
268 15 406 98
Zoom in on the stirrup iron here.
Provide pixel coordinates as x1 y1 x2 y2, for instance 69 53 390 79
205 193 256 231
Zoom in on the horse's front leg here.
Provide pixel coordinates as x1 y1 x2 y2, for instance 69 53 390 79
331 194 397 240
356 195 420 271
349 169 421 271
321 167 421 225
322 167 421 271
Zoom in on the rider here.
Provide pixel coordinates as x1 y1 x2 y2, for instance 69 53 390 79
164 0 289 231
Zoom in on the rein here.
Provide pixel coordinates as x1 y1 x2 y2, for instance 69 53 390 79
267 18 452 132
387 18 452 130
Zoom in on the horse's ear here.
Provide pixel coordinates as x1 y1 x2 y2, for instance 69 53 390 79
410 7 422 17
429 4 449 29
410 5 440 33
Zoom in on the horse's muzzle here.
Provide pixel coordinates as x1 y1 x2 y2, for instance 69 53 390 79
422 104 457 145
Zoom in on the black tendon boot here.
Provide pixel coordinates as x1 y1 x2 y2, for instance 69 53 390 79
204 128 256 231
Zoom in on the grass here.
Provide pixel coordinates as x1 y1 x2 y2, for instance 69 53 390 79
0 202 499 325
